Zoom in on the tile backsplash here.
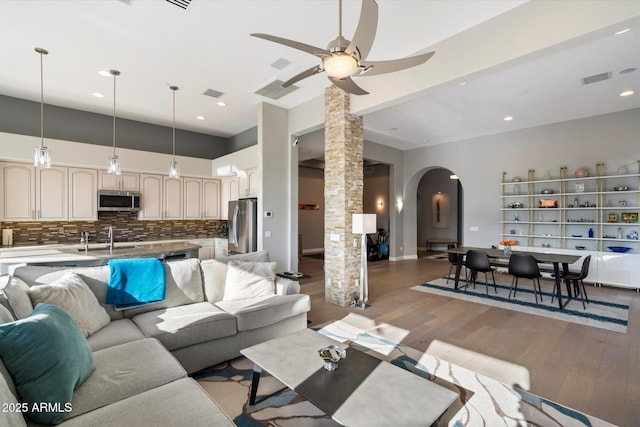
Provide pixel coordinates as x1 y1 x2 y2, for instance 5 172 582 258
1 211 227 246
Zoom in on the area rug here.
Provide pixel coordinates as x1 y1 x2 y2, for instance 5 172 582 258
194 315 615 427
412 277 629 333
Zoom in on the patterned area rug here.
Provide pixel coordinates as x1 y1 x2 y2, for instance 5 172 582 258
194 315 615 427
412 277 629 333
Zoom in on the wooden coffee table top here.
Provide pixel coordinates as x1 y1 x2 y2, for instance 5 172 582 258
241 328 458 427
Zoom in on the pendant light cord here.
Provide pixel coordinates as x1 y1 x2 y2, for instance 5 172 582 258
36 48 48 149
170 85 178 163
112 71 117 157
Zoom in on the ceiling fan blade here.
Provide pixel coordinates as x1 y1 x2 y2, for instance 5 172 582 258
283 66 323 87
359 51 435 76
346 0 378 60
251 33 330 57
328 76 369 95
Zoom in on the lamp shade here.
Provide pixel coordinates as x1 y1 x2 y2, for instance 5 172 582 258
352 214 377 234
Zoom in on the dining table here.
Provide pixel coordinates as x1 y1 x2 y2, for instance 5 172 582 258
444 246 581 309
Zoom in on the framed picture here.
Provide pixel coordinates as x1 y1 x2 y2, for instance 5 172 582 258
621 212 638 223
607 212 618 223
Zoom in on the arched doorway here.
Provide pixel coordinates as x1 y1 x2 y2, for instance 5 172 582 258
416 168 463 253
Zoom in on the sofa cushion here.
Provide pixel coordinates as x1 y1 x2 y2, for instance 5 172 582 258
0 304 94 425
11 265 124 321
131 302 237 351
86 318 146 352
0 302 14 324
67 338 185 420
201 250 270 303
223 261 276 301
0 368 26 427
0 276 33 319
61 378 234 427
121 258 205 318
28 272 111 337
215 294 311 332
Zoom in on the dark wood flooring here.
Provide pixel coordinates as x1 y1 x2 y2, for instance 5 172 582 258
299 253 640 427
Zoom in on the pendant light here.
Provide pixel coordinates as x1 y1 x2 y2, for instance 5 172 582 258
168 85 180 179
33 47 51 168
107 69 122 175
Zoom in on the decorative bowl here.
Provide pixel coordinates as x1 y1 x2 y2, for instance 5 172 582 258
509 202 524 208
575 246 585 250
613 186 629 191
571 234 582 237
608 246 632 253
318 345 346 371
541 189 554 194
574 168 589 178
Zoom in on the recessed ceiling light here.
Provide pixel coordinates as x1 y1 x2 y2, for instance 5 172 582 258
614 28 630 35
216 101 226 107
196 115 205 120
92 92 104 98
98 70 111 77
390 127 398 131
458 81 467 86
504 116 514 121
620 90 635 97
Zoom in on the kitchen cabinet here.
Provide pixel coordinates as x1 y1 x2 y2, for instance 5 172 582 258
36 166 67 221
183 177 203 220
0 162 36 221
214 238 228 258
500 162 640 288
69 168 98 221
238 167 258 198
190 238 215 260
139 174 163 220
163 177 183 219
99 171 139 191
203 179 221 219
220 177 238 220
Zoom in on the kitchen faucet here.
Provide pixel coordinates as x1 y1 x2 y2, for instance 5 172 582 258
107 226 114 254
80 231 89 254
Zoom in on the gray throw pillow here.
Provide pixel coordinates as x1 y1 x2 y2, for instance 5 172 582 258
0 277 33 319
223 261 276 301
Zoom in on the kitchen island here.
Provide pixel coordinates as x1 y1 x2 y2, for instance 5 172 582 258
0 241 201 274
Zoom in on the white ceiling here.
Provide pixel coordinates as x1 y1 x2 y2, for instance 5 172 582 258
0 0 638 156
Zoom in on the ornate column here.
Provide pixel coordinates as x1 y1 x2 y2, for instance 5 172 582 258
324 85 364 306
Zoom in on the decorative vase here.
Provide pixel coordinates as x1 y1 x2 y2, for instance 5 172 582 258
504 245 512 256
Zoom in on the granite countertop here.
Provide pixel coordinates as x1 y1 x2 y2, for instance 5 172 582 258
0 240 202 265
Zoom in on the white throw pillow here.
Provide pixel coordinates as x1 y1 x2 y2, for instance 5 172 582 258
223 261 277 301
28 272 111 337
0 277 33 319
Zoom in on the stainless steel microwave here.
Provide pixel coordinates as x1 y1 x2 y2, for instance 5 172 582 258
97 190 141 212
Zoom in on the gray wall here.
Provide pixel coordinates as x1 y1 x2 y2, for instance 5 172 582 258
0 94 234 159
298 166 324 252
227 126 258 153
363 164 390 233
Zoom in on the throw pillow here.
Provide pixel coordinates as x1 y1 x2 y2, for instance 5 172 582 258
0 277 33 319
28 272 111 337
0 303 95 425
223 261 276 301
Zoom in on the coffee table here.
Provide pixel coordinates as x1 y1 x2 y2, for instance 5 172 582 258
241 328 458 427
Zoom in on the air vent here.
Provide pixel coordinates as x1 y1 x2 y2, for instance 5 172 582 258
254 79 299 100
271 58 291 70
581 71 611 85
203 88 224 99
165 0 191 10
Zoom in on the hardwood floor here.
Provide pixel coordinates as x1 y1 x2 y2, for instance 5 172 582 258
300 253 640 427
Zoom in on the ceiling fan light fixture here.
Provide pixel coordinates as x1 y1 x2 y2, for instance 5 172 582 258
323 53 358 79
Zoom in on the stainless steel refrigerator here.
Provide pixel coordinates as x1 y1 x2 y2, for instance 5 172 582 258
228 198 258 254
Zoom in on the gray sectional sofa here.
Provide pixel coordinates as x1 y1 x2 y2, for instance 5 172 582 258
0 250 311 426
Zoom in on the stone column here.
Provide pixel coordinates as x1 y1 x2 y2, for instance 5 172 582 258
324 85 363 306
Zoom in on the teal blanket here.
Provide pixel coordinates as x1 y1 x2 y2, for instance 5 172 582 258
106 258 166 309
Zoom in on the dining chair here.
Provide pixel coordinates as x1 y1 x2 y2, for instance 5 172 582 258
464 250 497 294
446 244 466 285
552 255 591 309
508 253 543 304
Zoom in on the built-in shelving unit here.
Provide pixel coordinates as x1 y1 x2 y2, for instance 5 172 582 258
500 161 640 289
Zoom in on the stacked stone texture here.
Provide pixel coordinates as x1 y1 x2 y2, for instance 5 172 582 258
324 85 364 306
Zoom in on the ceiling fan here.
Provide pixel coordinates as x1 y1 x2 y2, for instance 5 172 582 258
251 0 435 95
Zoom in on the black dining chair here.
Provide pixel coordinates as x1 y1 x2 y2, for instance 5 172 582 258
508 253 543 304
464 250 497 294
552 255 591 309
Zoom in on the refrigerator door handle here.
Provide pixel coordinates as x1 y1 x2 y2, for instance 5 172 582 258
230 205 240 245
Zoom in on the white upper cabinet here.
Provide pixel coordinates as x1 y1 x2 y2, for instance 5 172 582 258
163 176 183 220
220 177 239 220
0 162 36 221
203 179 220 219
36 166 67 221
183 177 203 220
69 168 98 221
99 171 140 191
238 167 258 198
139 173 163 220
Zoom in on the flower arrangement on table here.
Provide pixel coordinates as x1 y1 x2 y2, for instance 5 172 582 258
500 240 518 255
